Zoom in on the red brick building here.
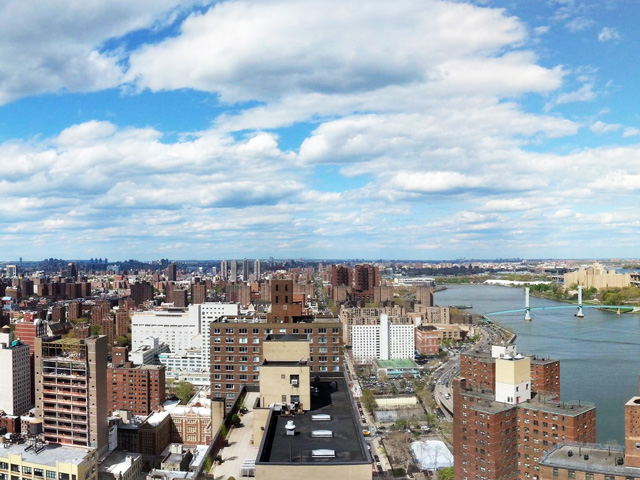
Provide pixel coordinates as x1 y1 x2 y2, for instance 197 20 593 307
110 349 166 416
460 350 561 400
414 325 440 356
453 377 596 480
210 317 342 410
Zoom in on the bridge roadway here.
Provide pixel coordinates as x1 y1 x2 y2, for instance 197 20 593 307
486 304 639 316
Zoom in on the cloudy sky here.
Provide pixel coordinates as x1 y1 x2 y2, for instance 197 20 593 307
1 0 639 261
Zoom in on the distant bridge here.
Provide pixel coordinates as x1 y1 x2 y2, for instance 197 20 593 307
484 286 639 320
485 304 639 316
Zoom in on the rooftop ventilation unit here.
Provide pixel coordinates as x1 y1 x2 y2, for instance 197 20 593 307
312 414 331 421
311 430 333 438
312 449 336 458
285 420 296 436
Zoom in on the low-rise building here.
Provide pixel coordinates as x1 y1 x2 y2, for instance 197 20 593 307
0 441 97 480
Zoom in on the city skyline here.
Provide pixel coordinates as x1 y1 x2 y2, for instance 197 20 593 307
1 0 639 260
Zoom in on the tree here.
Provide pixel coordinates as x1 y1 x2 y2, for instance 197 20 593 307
437 467 454 480
176 381 195 404
115 335 130 347
361 389 377 413
90 324 102 336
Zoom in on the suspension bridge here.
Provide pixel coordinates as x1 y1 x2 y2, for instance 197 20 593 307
485 285 640 320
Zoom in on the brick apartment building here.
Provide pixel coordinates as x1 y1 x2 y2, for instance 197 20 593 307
110 347 165 416
454 346 594 480
414 325 440 356
460 347 561 400
210 317 343 410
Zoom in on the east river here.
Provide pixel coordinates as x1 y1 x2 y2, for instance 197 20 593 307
435 284 640 444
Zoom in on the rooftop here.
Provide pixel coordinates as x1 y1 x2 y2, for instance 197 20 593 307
461 388 595 416
540 443 640 477
99 450 141 476
0 440 94 466
264 333 309 342
462 350 558 365
376 358 418 369
257 374 371 466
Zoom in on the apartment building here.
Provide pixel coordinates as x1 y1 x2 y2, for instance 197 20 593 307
454 346 594 480
34 335 108 455
210 317 343 410
0 326 31 416
351 314 414 364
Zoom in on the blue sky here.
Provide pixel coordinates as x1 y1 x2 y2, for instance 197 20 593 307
1 0 640 261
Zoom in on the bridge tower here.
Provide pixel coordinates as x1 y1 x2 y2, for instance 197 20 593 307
524 287 532 321
575 285 585 318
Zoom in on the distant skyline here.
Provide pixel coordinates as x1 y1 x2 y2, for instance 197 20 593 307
1 0 639 260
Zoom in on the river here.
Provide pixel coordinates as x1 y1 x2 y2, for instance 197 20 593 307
435 284 640 444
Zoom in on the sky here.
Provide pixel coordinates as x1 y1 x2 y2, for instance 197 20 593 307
1 0 640 261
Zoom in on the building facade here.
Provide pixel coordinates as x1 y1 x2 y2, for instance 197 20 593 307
351 314 414 364
34 335 109 454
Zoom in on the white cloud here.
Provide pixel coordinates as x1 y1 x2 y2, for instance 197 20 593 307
0 0 202 105
127 0 539 103
598 27 620 42
623 127 640 137
534 25 550 35
565 16 594 32
590 121 621 134
548 83 595 109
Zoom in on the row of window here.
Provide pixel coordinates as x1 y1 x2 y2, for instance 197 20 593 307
212 327 340 335
0 465 76 480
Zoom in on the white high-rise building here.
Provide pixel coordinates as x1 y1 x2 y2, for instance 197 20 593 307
351 314 414 364
0 326 31 416
131 309 200 355
131 302 239 377
196 302 239 365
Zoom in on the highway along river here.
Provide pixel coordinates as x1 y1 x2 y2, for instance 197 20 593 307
436 284 640 444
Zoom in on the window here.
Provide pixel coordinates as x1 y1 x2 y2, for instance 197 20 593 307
22 468 32 475
318 328 327 334
213 328 221 334
226 365 234 371
253 328 260 334
226 347 234 352
225 328 234 334
226 384 235 389
10 467 18 474
59 474 70 480
239 338 248 344
239 328 247 334
252 338 260 344
0 464 7 471
226 374 234 380
213 337 221 343
47 473 56 480
567 470 575 479
332 328 340 334
34 470 43 478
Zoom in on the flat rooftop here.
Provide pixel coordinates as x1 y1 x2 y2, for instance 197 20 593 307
540 444 640 477
461 388 594 416
99 450 141 476
377 358 418 369
264 334 309 342
257 374 371 465
0 441 94 466
462 350 558 365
